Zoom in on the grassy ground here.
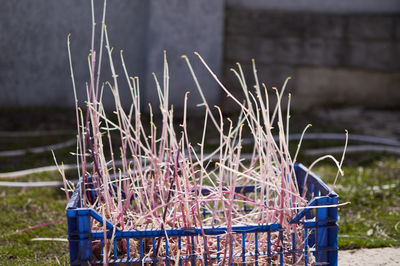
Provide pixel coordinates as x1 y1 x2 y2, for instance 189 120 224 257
0 109 399 264
0 182 70 265
0 109 74 265
313 157 400 249
0 144 73 265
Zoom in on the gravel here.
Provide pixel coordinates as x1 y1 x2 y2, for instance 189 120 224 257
339 247 400 265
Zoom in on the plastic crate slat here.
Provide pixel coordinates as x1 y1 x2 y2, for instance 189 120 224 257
89 209 117 231
90 223 282 240
91 248 337 265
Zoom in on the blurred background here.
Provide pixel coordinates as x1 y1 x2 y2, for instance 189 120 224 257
0 0 399 264
0 0 399 112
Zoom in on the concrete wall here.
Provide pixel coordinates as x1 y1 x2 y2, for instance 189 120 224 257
146 0 224 112
0 1 224 111
223 0 400 110
227 0 400 14
1 0 400 113
0 1 148 109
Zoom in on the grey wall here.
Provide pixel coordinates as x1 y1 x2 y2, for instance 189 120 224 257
223 1 400 110
1 0 400 113
0 1 148 109
227 0 400 14
146 0 224 112
0 1 224 112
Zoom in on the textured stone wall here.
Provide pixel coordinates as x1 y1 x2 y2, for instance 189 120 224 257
1 1 399 112
227 0 400 14
223 8 400 110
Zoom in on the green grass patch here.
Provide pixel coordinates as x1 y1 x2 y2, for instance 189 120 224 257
0 175 69 265
0 121 399 264
312 158 400 249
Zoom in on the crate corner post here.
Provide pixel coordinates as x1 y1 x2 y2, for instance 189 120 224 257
67 208 93 265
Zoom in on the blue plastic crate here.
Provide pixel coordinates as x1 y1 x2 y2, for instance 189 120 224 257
66 163 338 265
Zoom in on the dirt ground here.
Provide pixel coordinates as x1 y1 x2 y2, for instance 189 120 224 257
339 247 400 265
314 108 400 140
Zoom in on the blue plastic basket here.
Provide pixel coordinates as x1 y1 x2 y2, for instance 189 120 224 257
66 163 338 265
